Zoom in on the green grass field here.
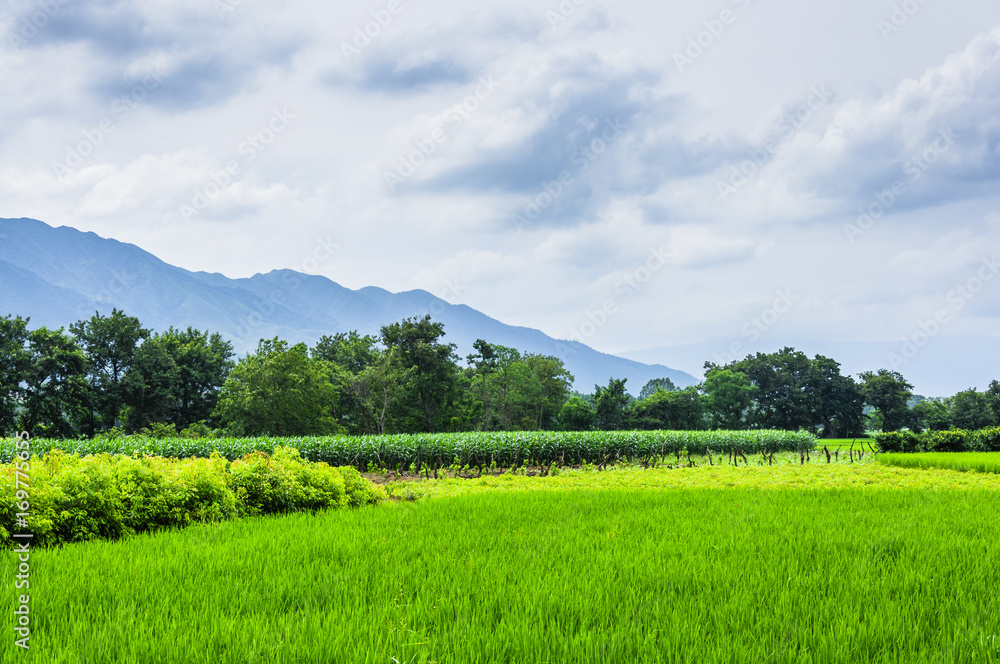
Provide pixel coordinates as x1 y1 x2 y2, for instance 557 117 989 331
4 463 1000 663
878 452 1000 474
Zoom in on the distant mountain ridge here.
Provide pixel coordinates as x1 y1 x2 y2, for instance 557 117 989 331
0 217 697 392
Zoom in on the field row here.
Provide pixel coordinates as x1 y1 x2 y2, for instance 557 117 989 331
0 429 817 469
383 459 1000 501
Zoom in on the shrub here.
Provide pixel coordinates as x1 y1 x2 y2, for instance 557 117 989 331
972 427 1000 452
926 429 968 453
875 431 921 453
0 447 382 548
340 465 387 508
228 447 352 516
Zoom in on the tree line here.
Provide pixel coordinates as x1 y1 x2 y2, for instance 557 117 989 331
1 311 997 438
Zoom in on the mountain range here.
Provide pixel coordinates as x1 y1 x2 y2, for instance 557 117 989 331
0 217 697 392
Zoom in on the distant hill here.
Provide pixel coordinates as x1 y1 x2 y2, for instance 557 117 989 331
0 217 697 393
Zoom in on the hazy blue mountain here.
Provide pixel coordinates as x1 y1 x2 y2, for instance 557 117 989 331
0 217 697 392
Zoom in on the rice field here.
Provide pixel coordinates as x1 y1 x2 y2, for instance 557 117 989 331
878 452 1000 474
3 462 1000 663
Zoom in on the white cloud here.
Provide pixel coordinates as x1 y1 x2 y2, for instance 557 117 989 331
1 0 999 375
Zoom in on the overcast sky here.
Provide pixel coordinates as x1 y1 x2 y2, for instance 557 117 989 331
2 0 999 369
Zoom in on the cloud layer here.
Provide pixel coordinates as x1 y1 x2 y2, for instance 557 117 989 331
1 0 998 389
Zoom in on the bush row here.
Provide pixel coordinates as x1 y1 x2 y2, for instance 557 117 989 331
875 427 1000 453
0 430 817 470
0 447 385 548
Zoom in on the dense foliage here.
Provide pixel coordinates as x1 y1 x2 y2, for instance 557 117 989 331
875 426 1000 453
2 312 997 438
0 446 384 547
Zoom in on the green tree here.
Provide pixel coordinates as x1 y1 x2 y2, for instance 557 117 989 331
118 327 234 432
593 378 631 430
0 314 30 435
121 339 180 432
164 327 234 429
807 355 866 438
638 377 677 400
911 398 951 432
948 389 996 430
214 338 344 436
380 316 460 432
312 331 381 374
701 368 753 430
18 327 88 437
519 354 573 430
987 380 1000 425
858 369 913 432
722 349 813 430
557 396 595 431
630 386 706 430
70 309 149 434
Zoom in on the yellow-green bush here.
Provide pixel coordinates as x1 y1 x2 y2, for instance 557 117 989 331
0 447 383 547
230 446 351 516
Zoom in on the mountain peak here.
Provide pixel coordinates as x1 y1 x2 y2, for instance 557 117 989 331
0 217 697 391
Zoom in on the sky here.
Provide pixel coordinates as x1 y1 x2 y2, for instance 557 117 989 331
1 0 999 385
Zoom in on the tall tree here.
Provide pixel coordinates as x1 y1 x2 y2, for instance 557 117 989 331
806 355 865 438
629 386 706 431
948 389 996 430
911 398 952 432
520 354 574 430
160 327 234 428
858 369 913 432
18 327 88 437
380 316 460 432
214 338 343 436
701 368 753 430
121 340 180 432
557 396 595 431
987 380 1000 426
593 378 631 430
638 377 678 400
70 309 149 434
0 315 30 436
724 348 814 430
312 332 381 374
